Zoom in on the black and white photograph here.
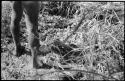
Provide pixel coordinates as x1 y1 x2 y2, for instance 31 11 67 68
1 1 124 80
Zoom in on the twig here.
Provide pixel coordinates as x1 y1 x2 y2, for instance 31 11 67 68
38 69 118 80
63 13 86 43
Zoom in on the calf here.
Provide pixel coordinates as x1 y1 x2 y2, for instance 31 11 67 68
10 1 41 69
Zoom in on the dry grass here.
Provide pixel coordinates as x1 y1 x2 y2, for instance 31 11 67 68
1 1 124 80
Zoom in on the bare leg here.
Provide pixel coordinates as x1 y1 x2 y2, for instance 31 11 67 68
10 1 25 57
23 2 41 68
